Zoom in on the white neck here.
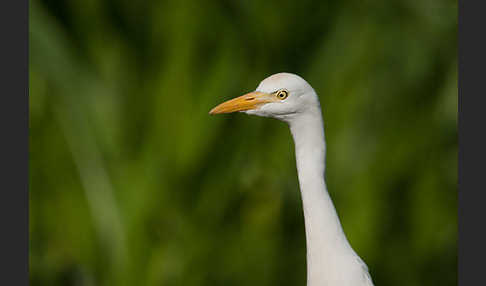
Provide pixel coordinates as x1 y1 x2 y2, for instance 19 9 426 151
288 106 364 286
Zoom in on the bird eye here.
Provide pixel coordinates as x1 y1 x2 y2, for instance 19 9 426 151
276 90 289 100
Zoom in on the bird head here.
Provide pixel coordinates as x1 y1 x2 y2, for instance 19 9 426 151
209 73 320 123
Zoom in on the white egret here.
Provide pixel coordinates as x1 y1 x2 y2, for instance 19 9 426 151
210 73 374 286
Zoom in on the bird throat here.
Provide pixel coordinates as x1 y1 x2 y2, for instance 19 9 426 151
289 108 354 285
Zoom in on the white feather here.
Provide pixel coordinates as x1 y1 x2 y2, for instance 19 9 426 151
246 73 374 286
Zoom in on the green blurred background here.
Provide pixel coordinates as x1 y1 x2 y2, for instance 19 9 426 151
29 0 457 285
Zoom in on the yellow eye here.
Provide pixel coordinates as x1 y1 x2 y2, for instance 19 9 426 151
276 90 289 100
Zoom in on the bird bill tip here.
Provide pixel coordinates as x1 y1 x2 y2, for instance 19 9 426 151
208 105 227 115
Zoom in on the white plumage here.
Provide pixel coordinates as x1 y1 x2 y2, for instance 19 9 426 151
210 73 374 286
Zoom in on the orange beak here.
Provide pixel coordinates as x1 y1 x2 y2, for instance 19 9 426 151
209 92 273 114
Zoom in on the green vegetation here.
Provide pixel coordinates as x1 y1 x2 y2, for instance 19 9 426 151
30 0 457 285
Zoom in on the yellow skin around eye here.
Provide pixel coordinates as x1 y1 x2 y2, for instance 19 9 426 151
276 90 288 100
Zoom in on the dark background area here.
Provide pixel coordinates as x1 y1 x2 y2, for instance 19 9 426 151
29 0 457 285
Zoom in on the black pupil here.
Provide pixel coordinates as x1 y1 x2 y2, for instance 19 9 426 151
280 92 286 98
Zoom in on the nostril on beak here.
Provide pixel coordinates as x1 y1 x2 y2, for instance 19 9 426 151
245 97 255 101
